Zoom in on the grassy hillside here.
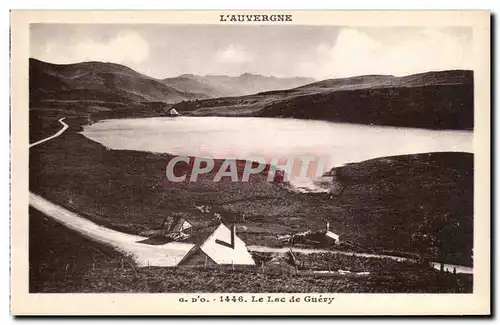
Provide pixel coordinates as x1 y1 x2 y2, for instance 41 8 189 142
172 70 473 130
296 70 472 91
29 207 134 292
29 58 210 109
330 152 473 265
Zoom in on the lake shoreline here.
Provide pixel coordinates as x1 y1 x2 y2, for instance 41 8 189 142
81 116 473 192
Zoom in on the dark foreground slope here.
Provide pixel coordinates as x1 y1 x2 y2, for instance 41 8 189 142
29 208 133 292
30 208 472 293
172 70 473 130
329 152 473 265
29 113 473 266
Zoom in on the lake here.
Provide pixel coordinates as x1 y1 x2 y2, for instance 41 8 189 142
82 117 473 190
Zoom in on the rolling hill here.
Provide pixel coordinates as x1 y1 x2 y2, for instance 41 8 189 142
29 58 210 115
161 75 223 98
296 70 472 92
173 70 474 130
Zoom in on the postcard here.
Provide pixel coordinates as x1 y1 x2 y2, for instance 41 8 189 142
10 10 490 315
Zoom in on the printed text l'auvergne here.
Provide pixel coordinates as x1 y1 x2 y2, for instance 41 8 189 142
220 14 293 22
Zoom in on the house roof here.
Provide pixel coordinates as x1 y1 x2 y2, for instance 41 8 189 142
180 223 255 265
182 224 218 245
325 231 340 240
200 223 255 265
163 216 193 232
172 219 192 232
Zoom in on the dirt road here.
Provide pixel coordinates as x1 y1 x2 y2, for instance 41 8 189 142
29 117 195 267
247 245 473 274
247 245 408 261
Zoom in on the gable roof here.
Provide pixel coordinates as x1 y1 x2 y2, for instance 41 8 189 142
162 216 193 233
172 219 192 233
180 223 255 265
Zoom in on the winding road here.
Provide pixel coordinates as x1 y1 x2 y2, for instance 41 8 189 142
29 117 195 267
29 118 68 148
28 117 474 273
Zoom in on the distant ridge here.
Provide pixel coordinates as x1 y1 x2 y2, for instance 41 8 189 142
172 69 474 130
296 70 473 92
30 58 316 110
162 73 315 97
29 58 474 129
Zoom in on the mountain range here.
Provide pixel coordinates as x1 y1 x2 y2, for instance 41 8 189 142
163 73 315 97
29 58 314 107
29 58 473 129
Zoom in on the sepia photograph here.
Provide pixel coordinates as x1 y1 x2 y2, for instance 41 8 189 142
11 10 490 315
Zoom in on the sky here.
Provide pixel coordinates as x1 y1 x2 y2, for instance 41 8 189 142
30 24 473 80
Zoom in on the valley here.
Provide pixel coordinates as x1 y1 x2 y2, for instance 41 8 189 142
28 59 474 293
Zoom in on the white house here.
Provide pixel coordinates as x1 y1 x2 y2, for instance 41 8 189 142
179 223 255 266
169 108 181 116
325 222 341 245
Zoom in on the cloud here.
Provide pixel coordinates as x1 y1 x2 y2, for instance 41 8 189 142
34 31 150 65
298 27 473 79
215 45 253 64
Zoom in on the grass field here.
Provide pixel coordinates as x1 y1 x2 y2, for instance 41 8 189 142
29 207 134 292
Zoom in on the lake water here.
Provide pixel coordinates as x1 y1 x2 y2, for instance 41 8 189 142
82 117 473 191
